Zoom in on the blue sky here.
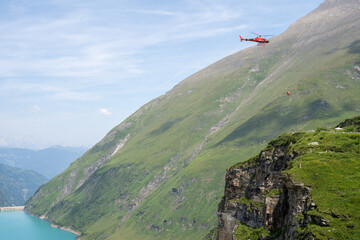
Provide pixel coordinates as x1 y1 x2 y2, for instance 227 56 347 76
0 0 323 149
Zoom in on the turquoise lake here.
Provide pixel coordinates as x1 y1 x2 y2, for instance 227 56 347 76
0 211 76 240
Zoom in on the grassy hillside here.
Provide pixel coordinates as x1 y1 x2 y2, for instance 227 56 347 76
25 0 360 239
285 129 360 239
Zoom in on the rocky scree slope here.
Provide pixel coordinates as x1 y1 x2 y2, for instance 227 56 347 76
25 0 360 239
216 116 360 240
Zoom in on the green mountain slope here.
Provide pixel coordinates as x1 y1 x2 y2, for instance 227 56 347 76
0 163 48 206
25 0 360 239
216 116 360 239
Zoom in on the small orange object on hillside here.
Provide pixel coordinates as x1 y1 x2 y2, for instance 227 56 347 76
287 91 290 95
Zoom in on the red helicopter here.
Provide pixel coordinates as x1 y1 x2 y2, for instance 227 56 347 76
239 32 272 45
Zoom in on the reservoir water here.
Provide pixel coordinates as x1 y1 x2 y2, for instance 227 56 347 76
0 210 76 240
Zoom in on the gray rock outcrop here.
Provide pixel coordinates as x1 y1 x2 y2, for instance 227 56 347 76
217 140 322 240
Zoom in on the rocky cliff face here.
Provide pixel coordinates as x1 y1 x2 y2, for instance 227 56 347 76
217 135 327 240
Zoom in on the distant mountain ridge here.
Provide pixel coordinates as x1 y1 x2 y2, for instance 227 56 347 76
25 0 360 239
0 146 87 179
0 163 48 206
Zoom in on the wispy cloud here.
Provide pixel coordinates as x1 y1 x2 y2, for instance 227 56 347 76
0 1 248 79
0 81 100 101
52 91 100 101
125 9 180 16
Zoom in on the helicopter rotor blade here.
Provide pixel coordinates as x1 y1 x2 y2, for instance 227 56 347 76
250 32 274 37
250 32 260 36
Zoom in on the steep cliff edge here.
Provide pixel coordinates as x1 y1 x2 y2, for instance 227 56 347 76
216 116 360 239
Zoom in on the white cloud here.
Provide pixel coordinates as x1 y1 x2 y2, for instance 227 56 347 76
30 105 41 113
99 108 112 116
